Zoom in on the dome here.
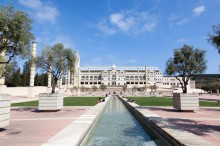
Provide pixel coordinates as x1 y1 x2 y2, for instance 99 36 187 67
111 64 116 70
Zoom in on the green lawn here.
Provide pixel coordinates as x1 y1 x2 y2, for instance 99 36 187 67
11 96 220 107
126 97 220 107
11 97 104 107
12 100 39 107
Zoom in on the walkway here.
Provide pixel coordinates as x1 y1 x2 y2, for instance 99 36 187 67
0 106 92 146
143 106 220 146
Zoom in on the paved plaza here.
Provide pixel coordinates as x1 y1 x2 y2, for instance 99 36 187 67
142 107 220 146
0 106 92 146
0 95 220 145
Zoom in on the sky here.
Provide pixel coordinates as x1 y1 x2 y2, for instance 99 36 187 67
1 0 220 74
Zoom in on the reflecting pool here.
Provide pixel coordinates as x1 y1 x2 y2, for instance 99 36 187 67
82 96 162 146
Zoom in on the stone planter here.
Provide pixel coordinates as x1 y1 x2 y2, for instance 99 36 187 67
173 93 199 111
0 94 10 128
39 93 63 111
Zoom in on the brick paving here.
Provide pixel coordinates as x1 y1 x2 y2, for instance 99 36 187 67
0 106 91 146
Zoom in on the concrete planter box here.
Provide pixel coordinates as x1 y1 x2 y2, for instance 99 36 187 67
173 93 199 111
39 93 63 111
0 94 11 128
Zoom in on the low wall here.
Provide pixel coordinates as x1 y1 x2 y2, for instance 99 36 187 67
119 97 212 146
0 86 52 98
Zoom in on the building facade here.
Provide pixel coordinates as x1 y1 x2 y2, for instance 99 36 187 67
70 52 193 89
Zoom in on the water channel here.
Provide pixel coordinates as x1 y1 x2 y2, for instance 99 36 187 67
81 96 164 146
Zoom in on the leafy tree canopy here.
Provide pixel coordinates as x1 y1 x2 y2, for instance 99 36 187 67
208 24 220 54
99 84 106 91
36 43 75 93
165 44 207 93
0 4 34 64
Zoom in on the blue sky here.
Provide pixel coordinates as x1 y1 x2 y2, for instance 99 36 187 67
1 0 220 74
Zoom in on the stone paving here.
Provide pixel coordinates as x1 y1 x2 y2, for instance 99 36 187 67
0 106 91 146
144 107 220 146
1 94 219 145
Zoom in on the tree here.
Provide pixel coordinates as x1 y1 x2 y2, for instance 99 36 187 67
208 24 220 54
36 43 75 93
165 44 207 93
0 4 34 65
11 68 21 86
21 60 30 86
150 84 158 95
99 84 106 92
132 86 138 94
5 60 18 86
80 86 85 93
92 86 98 92
122 85 127 93
34 73 39 86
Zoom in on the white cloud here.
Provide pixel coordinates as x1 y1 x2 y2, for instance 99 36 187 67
110 13 134 32
177 18 189 25
193 6 205 16
19 0 42 9
19 0 59 24
142 22 156 31
96 10 157 35
96 21 116 35
177 38 188 43
168 13 180 21
36 32 75 50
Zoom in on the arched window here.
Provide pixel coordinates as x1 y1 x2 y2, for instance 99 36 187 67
112 75 116 80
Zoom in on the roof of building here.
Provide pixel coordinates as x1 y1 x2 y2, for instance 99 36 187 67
80 66 160 71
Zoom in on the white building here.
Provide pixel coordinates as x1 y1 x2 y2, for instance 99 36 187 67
70 52 194 89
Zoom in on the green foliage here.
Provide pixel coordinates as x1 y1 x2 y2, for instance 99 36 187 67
12 100 38 106
12 97 104 106
126 97 220 107
14 68 20 86
208 24 220 54
21 60 30 86
0 4 34 64
122 85 127 92
191 74 220 91
165 44 207 93
34 73 47 86
132 85 138 94
99 84 106 91
36 43 75 93
64 97 104 106
80 86 86 92
92 85 98 92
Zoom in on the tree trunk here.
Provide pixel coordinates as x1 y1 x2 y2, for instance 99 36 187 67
183 82 187 93
51 78 58 93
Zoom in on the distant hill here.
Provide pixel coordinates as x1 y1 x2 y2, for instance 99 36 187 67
191 74 220 92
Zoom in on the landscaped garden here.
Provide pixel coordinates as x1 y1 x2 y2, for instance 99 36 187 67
126 97 220 107
11 97 104 107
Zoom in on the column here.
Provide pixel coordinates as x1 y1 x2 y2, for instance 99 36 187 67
138 68 139 85
88 68 90 84
145 66 148 85
47 66 52 88
29 42 36 87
